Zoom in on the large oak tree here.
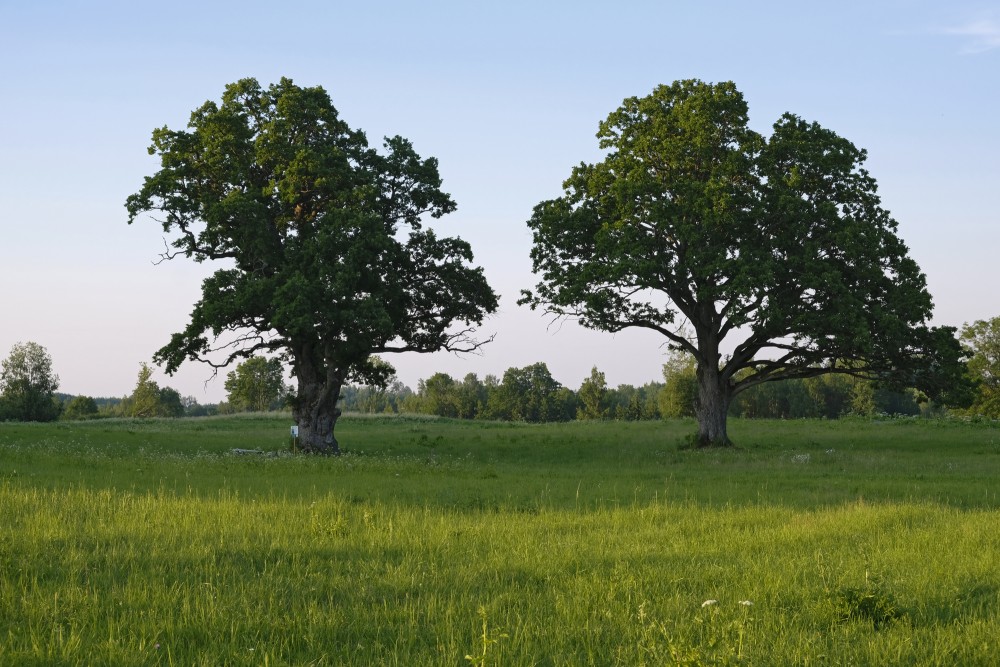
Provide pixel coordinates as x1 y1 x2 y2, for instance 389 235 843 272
521 80 965 446
128 78 498 453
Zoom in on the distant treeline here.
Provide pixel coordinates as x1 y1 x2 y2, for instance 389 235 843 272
53 391 222 420
339 361 929 422
15 316 1000 425
32 359 935 425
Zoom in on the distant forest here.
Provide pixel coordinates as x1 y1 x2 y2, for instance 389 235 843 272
336 362 929 423
44 358 931 425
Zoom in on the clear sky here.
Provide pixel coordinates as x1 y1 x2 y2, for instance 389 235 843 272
1 1 997 402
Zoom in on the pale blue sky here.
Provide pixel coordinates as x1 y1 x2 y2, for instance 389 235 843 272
1 1 997 401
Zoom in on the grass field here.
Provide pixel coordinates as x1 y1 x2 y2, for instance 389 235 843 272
2 415 999 665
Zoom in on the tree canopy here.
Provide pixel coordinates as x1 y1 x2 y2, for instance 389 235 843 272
62 395 99 421
224 356 286 412
483 362 574 422
521 79 966 445
576 366 608 420
116 363 185 418
0 341 60 422
127 77 498 452
960 317 1000 417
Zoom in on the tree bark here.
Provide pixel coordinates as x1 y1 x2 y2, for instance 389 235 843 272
695 359 733 447
291 353 343 455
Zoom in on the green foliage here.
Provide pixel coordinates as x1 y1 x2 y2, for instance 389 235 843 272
483 362 571 422
414 372 462 417
551 386 579 421
961 317 1000 417
341 380 412 414
181 395 217 417
224 356 286 412
0 341 60 422
350 362 932 423
522 79 967 445
817 554 907 630
454 373 490 419
606 382 663 420
61 395 99 421
731 374 921 419
158 386 185 417
835 582 906 630
804 374 854 418
126 363 161 417
962 317 1000 388
659 351 698 418
402 365 579 423
126 77 498 451
576 366 609 420
116 364 185 418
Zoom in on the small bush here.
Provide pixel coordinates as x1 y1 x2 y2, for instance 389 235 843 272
835 580 906 629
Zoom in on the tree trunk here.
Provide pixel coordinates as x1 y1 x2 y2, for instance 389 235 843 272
292 355 343 455
695 361 733 447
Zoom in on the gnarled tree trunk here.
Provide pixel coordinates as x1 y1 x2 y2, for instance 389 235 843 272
292 353 343 455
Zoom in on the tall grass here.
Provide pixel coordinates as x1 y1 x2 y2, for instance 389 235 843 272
1 415 999 664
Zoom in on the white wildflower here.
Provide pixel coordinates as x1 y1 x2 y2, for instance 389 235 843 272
701 599 718 608
739 600 753 606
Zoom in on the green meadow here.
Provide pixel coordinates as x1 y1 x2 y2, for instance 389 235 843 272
2 415 999 665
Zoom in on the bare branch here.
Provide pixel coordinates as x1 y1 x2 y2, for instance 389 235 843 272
377 328 496 356
153 237 184 265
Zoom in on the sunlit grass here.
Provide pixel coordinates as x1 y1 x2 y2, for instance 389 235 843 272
1 415 999 664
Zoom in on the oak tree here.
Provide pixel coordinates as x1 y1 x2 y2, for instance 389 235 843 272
127 78 498 452
522 80 965 445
